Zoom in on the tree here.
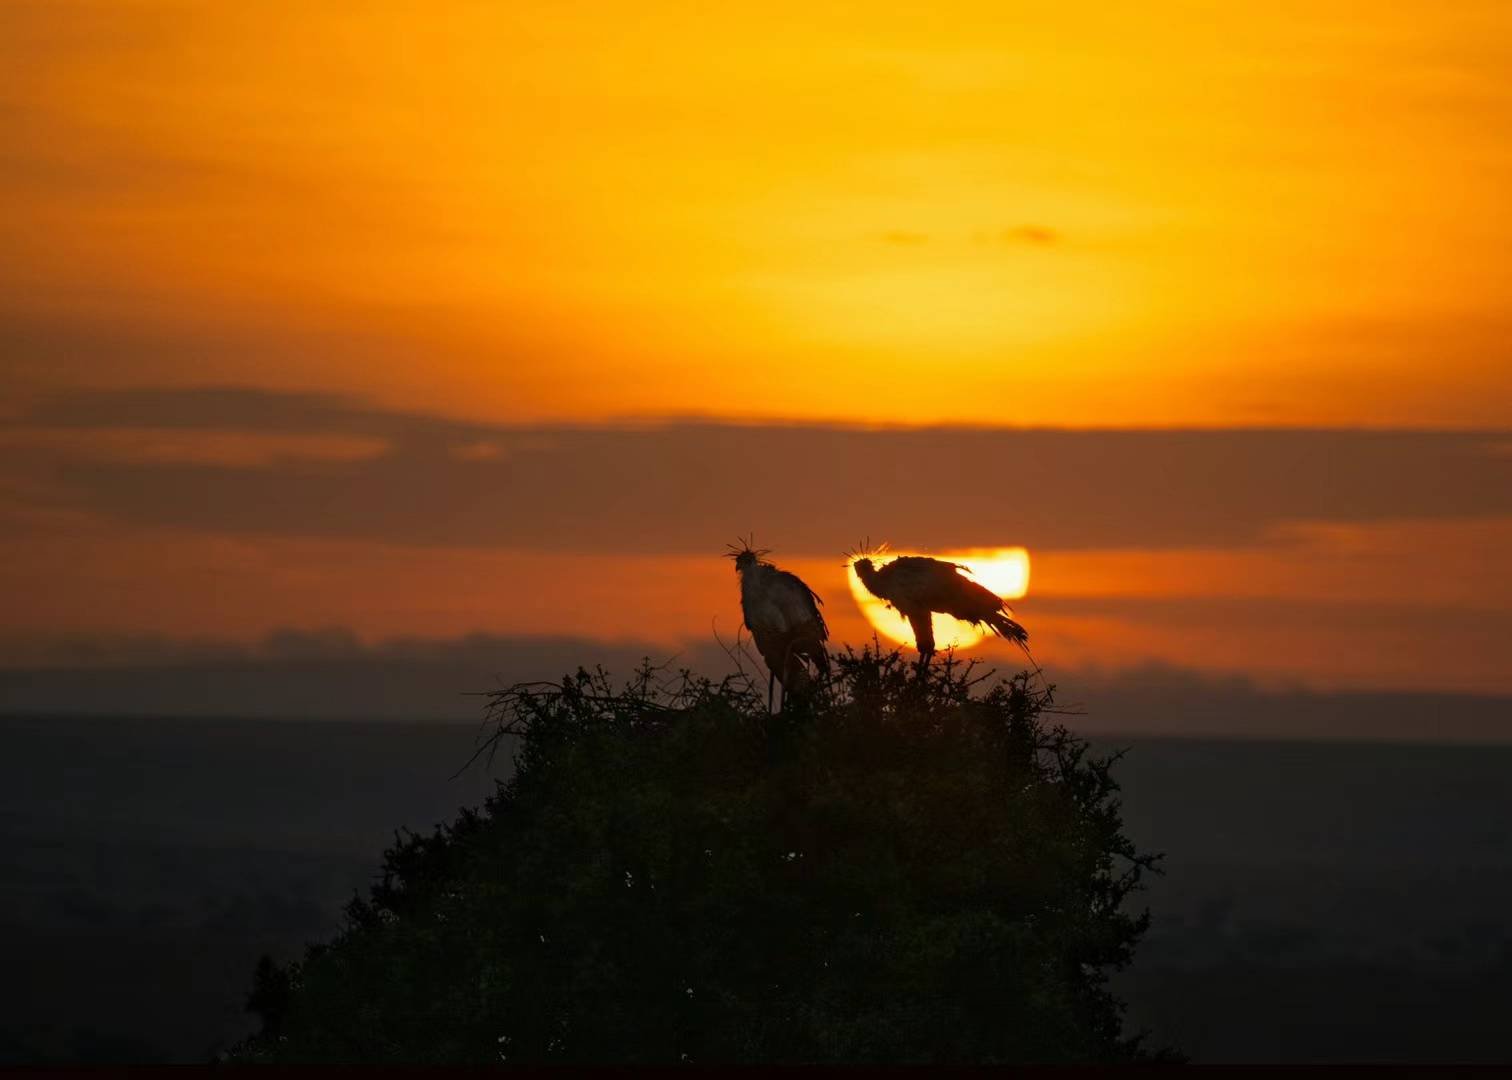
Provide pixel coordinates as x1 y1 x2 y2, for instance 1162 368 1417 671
231 647 1171 1064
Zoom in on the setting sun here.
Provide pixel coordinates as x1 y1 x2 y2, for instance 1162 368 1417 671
847 548 1030 650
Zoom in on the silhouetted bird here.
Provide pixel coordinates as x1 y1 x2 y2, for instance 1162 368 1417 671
851 551 1028 666
727 540 829 709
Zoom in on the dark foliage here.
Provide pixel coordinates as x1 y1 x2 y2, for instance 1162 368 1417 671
231 647 1170 1064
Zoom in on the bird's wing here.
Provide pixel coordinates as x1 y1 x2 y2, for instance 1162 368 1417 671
741 565 826 638
772 569 823 608
880 557 1007 622
739 567 781 632
938 564 1010 622
743 595 788 634
875 557 939 605
771 569 828 639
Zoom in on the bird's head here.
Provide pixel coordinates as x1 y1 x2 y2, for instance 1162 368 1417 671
843 539 889 589
724 536 770 574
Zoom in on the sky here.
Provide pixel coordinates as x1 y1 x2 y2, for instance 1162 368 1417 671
2 2 1510 720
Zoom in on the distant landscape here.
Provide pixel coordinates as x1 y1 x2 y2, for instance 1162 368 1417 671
5 633 1511 743
3 710 1510 1063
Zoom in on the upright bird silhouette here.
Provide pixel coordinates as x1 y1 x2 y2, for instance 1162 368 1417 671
850 549 1029 667
727 540 829 709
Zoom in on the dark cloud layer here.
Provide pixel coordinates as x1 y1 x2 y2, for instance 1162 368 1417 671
1 628 1507 742
9 386 1511 554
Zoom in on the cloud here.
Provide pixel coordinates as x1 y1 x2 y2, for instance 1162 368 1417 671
1001 224 1058 245
0 629 743 722
0 427 389 467
447 440 508 462
2 628 1508 742
5 387 1510 555
22 386 416 435
885 225 1059 246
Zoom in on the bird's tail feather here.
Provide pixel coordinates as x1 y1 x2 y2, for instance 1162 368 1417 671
986 611 1046 685
985 611 1028 646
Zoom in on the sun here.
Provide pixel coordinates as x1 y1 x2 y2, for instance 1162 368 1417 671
846 547 1031 650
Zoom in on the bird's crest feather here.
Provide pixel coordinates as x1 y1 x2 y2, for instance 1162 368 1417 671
725 534 772 564
841 537 890 567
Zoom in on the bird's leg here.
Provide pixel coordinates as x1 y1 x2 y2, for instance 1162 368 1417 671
767 670 776 713
779 641 801 712
906 611 936 673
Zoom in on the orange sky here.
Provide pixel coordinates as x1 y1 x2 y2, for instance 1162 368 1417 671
4 0 1511 427
2 2 1511 704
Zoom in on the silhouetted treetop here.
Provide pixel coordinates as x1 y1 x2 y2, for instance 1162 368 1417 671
233 647 1169 1064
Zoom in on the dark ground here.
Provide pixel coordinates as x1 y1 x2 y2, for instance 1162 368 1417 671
1 713 1509 1063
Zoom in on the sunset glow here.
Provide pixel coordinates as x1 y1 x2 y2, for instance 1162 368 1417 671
847 548 1031 651
1 1 1510 699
